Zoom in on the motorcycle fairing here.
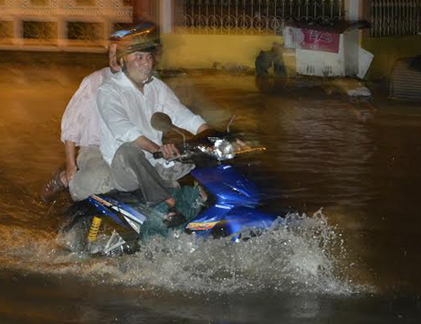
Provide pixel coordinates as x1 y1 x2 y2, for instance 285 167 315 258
88 195 147 233
191 164 262 206
187 165 293 238
186 204 281 237
85 164 289 240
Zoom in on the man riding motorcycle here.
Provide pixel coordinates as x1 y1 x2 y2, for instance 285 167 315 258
44 23 209 228
96 22 209 227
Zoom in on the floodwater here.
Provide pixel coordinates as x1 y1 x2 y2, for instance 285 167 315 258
0 51 421 323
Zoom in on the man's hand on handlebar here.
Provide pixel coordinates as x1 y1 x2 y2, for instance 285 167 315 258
159 143 180 160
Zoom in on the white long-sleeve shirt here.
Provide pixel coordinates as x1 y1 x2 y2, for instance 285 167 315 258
61 67 113 147
96 72 206 166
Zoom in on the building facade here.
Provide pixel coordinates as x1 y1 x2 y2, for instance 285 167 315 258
1 0 420 79
362 0 421 79
0 0 135 51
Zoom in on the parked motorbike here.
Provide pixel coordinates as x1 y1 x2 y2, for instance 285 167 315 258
59 113 294 256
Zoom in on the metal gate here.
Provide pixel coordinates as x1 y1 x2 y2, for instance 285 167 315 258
370 0 421 37
181 0 345 35
390 58 421 101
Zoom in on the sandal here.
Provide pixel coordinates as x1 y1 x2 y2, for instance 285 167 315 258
162 206 187 228
41 168 65 202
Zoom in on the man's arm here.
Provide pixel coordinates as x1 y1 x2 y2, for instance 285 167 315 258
64 140 78 186
140 123 209 159
134 136 160 153
196 123 209 134
159 81 207 135
61 70 108 181
61 72 101 145
134 136 179 160
135 122 208 160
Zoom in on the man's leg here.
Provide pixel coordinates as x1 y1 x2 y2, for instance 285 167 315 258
154 162 195 187
110 142 172 206
69 146 113 201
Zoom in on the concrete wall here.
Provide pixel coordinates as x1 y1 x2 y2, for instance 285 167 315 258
362 35 421 80
359 0 421 81
160 33 287 71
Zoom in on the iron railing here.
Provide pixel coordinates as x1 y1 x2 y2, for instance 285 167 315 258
370 0 421 37
181 0 345 35
23 21 57 43
0 21 13 43
0 0 132 48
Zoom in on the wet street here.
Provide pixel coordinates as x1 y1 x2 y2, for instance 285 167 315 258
0 51 421 323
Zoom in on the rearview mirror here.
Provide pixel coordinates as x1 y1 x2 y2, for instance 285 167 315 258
151 112 173 132
151 112 186 143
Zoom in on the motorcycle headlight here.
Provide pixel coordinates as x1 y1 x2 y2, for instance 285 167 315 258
212 139 236 160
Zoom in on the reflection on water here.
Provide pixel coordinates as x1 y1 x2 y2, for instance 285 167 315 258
0 52 421 323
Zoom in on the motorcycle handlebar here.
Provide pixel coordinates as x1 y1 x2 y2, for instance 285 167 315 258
153 151 164 159
153 143 184 160
152 130 228 160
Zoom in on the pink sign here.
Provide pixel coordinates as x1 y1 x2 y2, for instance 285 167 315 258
293 28 340 53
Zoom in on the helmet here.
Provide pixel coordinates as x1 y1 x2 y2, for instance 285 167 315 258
110 22 161 60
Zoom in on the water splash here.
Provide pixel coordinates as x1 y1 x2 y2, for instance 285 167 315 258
1 209 362 295
109 209 356 295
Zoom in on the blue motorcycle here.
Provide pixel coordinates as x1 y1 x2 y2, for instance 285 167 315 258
59 113 294 256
